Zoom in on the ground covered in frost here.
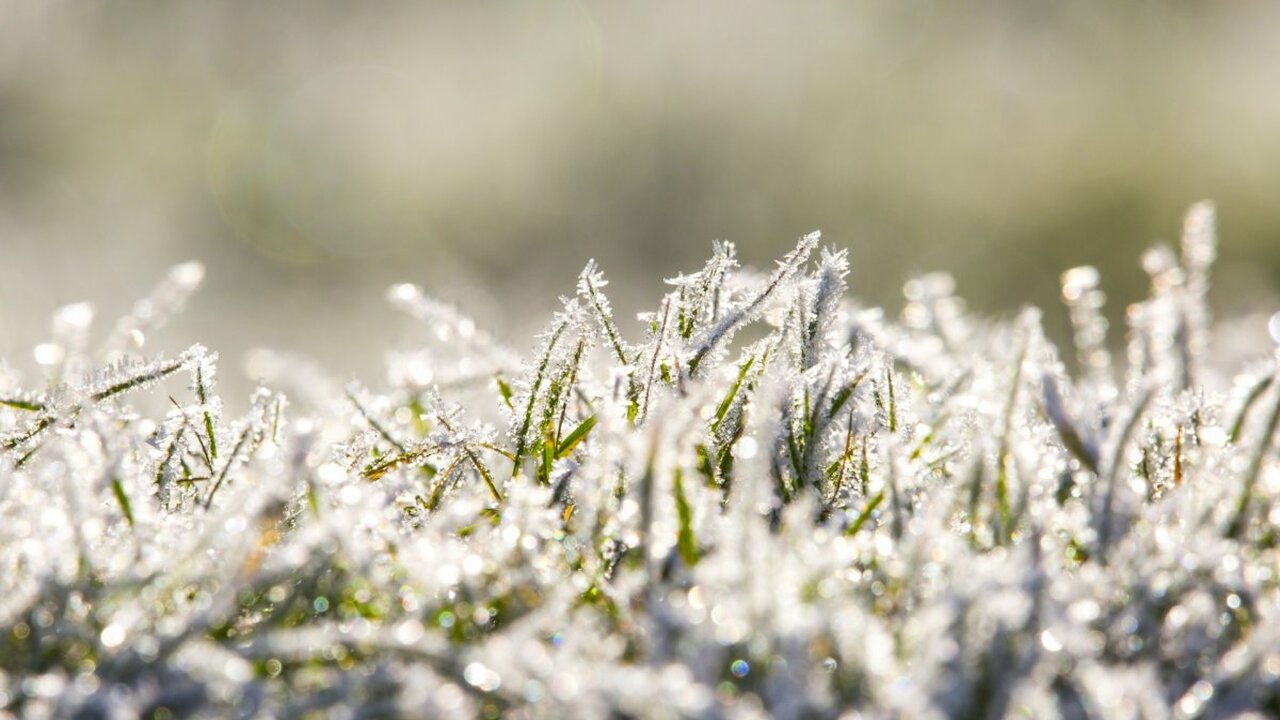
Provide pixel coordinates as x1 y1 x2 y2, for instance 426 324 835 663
3 203 1280 718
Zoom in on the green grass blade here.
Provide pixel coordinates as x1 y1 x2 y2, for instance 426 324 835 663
495 376 515 411
673 468 700 566
845 491 884 536
711 355 755 434
555 415 597 459
111 477 135 529
0 396 45 412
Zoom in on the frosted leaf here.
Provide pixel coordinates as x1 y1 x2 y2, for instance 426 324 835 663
0 387 48 413
181 344 218 391
1181 201 1217 273
105 261 205 354
662 271 698 288
578 259 631 367
1041 373 1100 473
385 282 519 373
202 386 287 507
508 299 591 470
1177 202 1217 385
802 247 849 368
686 231 819 375
1127 232 1192 396
335 429 379 471
1060 265 1113 391
88 352 190 402
387 284 476 342
665 240 738 344
577 260 612 297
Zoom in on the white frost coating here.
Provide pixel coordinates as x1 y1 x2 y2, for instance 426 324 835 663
686 230 819 376
2 208 1280 719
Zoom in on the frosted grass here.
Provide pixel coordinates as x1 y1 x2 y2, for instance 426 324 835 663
2 206 1280 718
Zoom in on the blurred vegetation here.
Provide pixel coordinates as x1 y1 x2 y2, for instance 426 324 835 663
2 0 1279 390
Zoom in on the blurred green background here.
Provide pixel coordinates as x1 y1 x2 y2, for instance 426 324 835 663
2 0 1279 389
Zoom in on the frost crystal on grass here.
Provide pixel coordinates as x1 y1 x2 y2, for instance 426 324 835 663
3 207 1280 719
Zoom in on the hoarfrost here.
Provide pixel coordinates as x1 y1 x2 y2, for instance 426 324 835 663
2 208 1279 718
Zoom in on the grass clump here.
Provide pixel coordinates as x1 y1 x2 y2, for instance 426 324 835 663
3 203 1280 718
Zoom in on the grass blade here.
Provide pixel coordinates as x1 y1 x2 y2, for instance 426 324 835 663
555 415 597 459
